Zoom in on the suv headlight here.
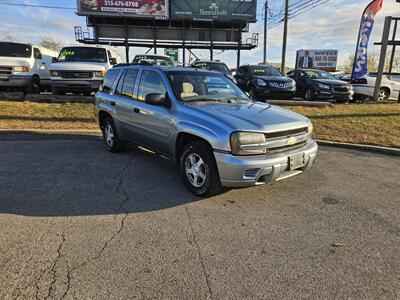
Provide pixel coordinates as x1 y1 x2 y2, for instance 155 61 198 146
230 132 267 155
50 70 60 77
257 79 267 87
308 122 313 135
14 66 29 73
318 83 330 90
93 70 106 77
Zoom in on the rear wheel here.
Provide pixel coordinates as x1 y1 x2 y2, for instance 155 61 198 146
180 141 222 197
303 88 314 101
377 88 390 102
24 76 40 95
102 117 124 153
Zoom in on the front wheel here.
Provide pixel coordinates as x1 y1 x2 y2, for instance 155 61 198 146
180 141 222 197
102 117 124 153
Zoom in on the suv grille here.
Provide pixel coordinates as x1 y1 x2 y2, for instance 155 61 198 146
269 82 292 88
0 66 12 76
333 85 350 93
264 127 308 153
61 71 92 79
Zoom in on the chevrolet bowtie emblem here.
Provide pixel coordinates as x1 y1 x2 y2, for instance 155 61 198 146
287 137 297 145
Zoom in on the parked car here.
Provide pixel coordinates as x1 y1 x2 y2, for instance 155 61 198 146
234 64 296 101
132 54 174 67
190 60 236 82
49 46 121 95
344 73 400 102
95 65 318 196
287 69 354 102
0 42 58 94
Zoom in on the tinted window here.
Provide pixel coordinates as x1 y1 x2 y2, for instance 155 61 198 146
305 70 336 80
119 69 139 97
133 55 174 67
57 47 107 63
101 69 120 93
0 42 32 58
192 62 231 75
33 48 42 59
138 71 167 101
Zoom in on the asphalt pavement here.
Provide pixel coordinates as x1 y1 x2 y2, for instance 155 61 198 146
0 134 399 299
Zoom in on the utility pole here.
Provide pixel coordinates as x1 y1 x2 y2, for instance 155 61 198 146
281 0 289 73
263 1 268 64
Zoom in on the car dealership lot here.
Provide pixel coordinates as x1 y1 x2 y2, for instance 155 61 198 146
0 134 399 299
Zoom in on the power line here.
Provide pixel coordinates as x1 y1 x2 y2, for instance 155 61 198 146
0 2 75 10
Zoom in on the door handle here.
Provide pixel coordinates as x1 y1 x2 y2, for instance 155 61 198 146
133 108 140 113
110 101 116 106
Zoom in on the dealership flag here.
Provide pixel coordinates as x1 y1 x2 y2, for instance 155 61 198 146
351 0 383 80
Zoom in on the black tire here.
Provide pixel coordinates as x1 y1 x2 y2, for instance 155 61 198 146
303 87 314 101
180 141 223 197
24 76 40 95
249 86 258 101
102 117 124 153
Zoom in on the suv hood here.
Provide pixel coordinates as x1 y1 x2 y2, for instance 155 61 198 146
50 62 107 71
255 75 292 82
187 101 309 132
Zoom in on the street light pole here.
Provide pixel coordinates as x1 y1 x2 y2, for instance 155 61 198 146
263 1 268 64
281 0 289 73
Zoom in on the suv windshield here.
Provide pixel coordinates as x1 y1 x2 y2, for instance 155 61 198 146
0 42 32 58
305 70 336 80
132 55 174 67
57 47 107 63
192 62 231 75
167 71 249 102
250 66 282 77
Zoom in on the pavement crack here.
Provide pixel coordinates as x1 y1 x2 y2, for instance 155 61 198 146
61 157 135 299
185 206 213 299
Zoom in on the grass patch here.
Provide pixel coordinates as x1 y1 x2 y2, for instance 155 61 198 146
0 101 97 130
1 101 399 148
289 104 400 148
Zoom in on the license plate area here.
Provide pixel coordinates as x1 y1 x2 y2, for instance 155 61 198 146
289 153 305 170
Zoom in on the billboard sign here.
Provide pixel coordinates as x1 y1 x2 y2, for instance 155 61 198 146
296 49 338 72
77 0 168 18
170 0 257 22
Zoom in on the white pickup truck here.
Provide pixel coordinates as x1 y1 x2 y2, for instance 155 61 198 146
0 42 58 94
49 46 121 95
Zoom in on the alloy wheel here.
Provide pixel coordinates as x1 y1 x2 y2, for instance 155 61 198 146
104 124 114 147
185 153 206 188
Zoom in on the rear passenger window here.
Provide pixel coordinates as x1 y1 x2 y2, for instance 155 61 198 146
137 71 166 101
101 69 120 93
120 69 138 97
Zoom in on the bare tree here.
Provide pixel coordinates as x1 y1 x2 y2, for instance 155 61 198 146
39 36 62 51
342 49 399 74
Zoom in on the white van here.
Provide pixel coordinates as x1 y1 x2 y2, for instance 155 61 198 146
0 42 58 94
49 45 122 95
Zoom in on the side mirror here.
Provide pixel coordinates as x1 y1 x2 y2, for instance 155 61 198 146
110 58 117 65
52 57 57 63
145 93 170 108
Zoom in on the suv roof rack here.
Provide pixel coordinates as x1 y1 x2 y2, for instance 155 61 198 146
113 61 155 68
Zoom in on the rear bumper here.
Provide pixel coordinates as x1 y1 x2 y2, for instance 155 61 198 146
51 79 102 92
0 75 31 88
214 140 318 188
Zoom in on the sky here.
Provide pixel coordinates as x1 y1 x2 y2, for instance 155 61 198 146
0 0 399 69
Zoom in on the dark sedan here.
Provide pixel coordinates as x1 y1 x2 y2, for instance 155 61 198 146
287 69 354 103
234 64 296 101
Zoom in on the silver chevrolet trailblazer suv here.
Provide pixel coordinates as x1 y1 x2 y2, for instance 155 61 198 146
95 65 318 196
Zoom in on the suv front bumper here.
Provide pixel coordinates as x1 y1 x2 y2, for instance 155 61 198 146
0 75 32 88
214 141 318 188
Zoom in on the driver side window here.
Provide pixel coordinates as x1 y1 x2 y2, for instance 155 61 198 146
138 71 167 102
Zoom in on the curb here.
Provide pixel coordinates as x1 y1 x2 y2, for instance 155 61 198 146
0 129 101 136
267 100 334 107
317 140 400 156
